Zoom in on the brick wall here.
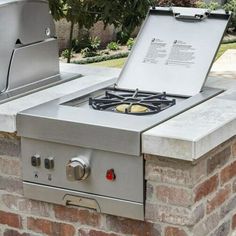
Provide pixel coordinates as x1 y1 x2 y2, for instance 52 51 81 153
0 132 236 236
145 136 236 236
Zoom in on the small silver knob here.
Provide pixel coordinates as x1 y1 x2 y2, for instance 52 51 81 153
44 157 54 170
45 27 51 37
66 158 90 181
31 155 41 167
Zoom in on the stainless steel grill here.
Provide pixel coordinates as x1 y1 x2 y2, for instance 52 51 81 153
0 0 80 105
16 6 231 220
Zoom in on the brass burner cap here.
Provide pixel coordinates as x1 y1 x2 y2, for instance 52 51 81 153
116 104 149 113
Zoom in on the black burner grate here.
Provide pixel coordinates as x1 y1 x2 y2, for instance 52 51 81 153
89 88 176 115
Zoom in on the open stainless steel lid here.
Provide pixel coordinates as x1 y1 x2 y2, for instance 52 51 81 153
117 7 231 96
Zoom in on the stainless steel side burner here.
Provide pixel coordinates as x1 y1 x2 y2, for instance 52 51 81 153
17 7 231 220
88 88 176 115
0 0 80 104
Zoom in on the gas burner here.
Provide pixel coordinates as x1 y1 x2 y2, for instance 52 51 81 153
89 88 176 115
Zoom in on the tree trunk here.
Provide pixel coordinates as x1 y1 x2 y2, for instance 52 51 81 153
67 20 75 63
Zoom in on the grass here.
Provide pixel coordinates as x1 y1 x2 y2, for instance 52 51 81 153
92 43 236 68
92 57 127 68
215 42 236 60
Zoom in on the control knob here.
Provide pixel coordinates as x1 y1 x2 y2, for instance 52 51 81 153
44 157 54 169
31 155 41 167
66 158 90 181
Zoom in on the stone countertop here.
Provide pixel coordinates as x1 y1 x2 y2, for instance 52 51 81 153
0 64 118 133
143 49 236 161
1 50 236 161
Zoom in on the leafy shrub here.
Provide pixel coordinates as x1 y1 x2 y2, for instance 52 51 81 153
73 52 129 64
72 34 90 53
107 41 120 51
197 0 236 31
126 38 135 50
116 31 130 45
81 36 101 58
157 0 197 7
90 36 101 51
81 47 99 58
61 49 75 59
224 0 236 31
196 0 220 10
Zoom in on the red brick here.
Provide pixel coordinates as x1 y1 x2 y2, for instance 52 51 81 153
0 176 23 194
145 159 192 185
2 194 50 217
4 229 31 236
232 214 236 229
53 205 101 227
146 182 154 200
145 203 155 221
233 179 236 193
19 199 50 218
165 226 188 236
106 215 161 236
0 211 22 229
194 174 219 202
156 185 192 207
210 221 230 236
221 195 236 218
207 147 231 175
79 228 120 236
0 157 21 177
192 212 220 236
232 141 236 158
206 184 231 214
220 160 236 185
145 155 206 187
0 132 21 157
232 214 236 230
1 194 18 209
27 217 75 236
145 202 204 226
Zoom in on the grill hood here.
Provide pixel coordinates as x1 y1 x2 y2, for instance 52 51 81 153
0 0 57 93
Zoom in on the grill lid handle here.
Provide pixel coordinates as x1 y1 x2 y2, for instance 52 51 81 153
174 12 210 21
172 7 210 21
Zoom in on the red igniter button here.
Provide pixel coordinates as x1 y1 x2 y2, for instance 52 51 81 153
106 169 116 181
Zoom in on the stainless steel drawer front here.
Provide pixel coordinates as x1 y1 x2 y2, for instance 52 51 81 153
23 182 144 220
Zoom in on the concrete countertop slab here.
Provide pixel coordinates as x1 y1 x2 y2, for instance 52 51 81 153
1 50 236 161
211 49 236 73
143 49 236 161
0 63 118 133
142 90 236 160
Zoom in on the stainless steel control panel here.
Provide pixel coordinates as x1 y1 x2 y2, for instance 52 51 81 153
21 137 144 220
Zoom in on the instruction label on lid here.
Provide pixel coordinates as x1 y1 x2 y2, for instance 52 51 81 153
166 40 196 68
143 38 168 64
144 38 196 68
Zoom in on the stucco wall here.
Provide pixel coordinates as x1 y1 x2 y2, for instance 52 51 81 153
55 19 116 51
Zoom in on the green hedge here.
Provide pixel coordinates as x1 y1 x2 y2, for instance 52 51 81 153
222 37 236 44
72 52 129 65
